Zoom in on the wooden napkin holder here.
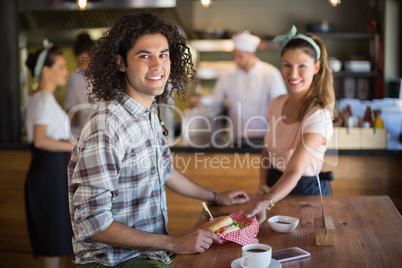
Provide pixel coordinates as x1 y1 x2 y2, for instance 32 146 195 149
314 216 335 246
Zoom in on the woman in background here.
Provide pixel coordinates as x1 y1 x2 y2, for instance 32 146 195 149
248 26 335 224
25 42 74 268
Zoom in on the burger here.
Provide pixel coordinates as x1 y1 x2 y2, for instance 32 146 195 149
203 216 246 234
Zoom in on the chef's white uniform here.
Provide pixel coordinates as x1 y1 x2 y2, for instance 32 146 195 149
201 59 287 139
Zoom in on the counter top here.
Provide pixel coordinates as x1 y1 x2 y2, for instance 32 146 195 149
1 141 401 157
170 145 402 156
172 195 402 268
169 136 402 156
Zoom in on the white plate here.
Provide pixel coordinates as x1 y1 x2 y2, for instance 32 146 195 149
231 258 281 268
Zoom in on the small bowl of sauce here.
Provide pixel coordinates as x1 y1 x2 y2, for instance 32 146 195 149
268 215 299 233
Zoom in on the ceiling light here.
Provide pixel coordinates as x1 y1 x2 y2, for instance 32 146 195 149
77 0 87 10
200 0 212 8
329 0 341 7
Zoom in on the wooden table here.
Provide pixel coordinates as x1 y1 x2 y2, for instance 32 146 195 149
172 195 402 267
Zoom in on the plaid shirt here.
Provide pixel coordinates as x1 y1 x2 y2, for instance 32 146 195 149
68 94 173 266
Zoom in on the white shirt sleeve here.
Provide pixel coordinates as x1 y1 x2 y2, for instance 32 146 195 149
26 92 71 142
34 94 55 126
200 74 227 107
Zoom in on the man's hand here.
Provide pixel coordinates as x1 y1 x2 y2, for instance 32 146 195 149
218 190 250 205
171 228 222 254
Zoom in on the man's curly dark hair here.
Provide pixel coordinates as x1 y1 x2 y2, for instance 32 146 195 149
87 11 196 106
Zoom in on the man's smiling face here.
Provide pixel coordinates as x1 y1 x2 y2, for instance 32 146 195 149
118 33 171 108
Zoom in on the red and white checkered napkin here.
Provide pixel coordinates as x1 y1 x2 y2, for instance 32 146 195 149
199 210 259 246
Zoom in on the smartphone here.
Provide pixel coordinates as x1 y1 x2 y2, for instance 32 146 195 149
272 247 311 263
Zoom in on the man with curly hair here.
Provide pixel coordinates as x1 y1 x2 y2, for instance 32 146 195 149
67 12 249 267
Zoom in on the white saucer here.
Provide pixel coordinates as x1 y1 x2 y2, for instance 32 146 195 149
231 258 281 268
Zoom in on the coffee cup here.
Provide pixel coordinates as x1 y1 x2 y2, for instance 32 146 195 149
240 243 272 268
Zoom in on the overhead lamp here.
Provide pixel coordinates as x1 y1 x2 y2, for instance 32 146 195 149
329 0 341 7
77 0 87 10
200 0 212 8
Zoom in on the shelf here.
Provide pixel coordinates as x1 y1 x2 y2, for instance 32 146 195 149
189 33 378 52
189 39 281 52
189 39 233 52
196 61 236 80
195 69 222 80
333 71 377 78
313 32 377 40
196 71 379 81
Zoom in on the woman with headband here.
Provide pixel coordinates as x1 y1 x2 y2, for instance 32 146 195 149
25 41 74 267
248 26 335 224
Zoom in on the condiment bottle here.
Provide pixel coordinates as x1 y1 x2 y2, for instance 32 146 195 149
374 110 384 128
362 105 373 128
345 105 352 117
345 105 355 128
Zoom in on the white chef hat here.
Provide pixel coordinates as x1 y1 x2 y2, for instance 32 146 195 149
232 31 261 52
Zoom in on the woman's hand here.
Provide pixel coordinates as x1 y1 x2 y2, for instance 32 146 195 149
247 198 270 225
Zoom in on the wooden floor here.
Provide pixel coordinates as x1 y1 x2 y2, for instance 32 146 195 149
1 150 401 267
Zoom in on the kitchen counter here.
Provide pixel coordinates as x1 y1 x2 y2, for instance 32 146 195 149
169 135 402 156
1 140 402 156
170 144 402 156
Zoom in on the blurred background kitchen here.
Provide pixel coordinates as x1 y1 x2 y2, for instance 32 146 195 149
0 0 401 148
0 0 401 267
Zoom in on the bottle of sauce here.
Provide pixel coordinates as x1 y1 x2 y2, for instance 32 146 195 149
374 109 384 128
345 105 353 128
345 105 352 117
362 105 373 128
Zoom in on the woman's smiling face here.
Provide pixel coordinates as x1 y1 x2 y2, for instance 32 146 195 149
280 48 320 94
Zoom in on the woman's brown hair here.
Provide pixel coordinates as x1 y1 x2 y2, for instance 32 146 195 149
25 45 63 78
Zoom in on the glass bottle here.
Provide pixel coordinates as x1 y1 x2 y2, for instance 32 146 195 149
374 110 384 128
362 105 373 128
345 105 353 117
345 105 354 128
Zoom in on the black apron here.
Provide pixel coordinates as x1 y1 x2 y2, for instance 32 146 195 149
267 168 333 195
25 144 73 257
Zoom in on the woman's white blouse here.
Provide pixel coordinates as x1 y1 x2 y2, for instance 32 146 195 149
26 91 71 143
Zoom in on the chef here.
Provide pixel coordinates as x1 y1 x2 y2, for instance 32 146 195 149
191 31 287 146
